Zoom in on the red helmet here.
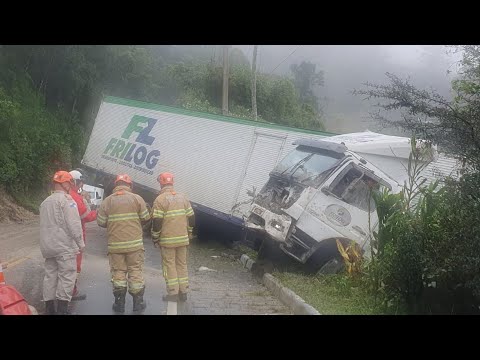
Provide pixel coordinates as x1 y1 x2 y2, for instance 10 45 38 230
53 171 74 184
115 174 132 185
157 172 174 186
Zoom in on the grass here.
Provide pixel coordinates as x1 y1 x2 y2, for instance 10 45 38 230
273 269 406 315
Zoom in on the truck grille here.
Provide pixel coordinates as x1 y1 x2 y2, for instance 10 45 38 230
281 228 317 263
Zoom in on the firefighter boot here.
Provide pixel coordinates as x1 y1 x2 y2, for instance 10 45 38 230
132 288 146 312
112 288 127 313
56 300 70 315
45 300 56 315
178 293 187 302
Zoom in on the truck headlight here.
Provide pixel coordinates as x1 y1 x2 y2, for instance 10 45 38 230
253 207 264 216
270 220 284 232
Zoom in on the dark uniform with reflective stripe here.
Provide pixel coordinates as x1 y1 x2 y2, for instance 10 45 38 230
97 185 150 294
151 185 195 296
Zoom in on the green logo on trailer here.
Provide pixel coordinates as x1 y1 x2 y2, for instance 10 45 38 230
103 115 160 172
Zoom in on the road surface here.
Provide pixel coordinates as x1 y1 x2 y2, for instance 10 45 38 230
1 219 290 315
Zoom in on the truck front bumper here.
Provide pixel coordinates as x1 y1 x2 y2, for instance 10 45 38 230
245 205 292 243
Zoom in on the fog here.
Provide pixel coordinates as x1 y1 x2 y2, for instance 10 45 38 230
233 45 462 135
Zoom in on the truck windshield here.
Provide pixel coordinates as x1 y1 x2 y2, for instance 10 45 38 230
272 148 342 187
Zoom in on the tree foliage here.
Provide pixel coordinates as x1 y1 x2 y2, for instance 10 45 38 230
290 61 324 109
0 45 326 200
355 46 480 314
354 45 480 170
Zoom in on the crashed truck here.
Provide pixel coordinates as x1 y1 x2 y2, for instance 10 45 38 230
245 133 461 272
81 96 340 240
81 96 460 270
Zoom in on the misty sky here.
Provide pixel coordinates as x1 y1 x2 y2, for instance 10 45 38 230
233 45 462 135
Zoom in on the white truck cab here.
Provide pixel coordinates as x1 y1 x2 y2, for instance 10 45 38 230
245 139 401 271
81 184 104 210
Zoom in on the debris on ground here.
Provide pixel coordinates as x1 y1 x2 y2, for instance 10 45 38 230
221 252 239 260
198 266 217 272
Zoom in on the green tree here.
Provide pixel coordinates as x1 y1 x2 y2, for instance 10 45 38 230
290 61 324 109
354 45 480 170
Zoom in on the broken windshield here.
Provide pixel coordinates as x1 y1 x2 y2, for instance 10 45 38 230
272 147 343 187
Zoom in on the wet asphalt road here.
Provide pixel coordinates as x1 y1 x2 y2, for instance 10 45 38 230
2 222 290 315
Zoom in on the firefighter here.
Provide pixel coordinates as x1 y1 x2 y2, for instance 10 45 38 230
68 169 97 301
40 171 84 315
151 172 195 302
97 174 151 313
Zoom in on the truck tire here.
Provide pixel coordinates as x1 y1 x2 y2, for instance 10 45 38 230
317 258 344 275
257 238 274 260
305 239 343 274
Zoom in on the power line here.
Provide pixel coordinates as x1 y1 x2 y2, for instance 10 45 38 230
269 45 302 75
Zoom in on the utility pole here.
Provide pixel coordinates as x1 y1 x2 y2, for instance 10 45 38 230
222 45 229 115
251 45 258 120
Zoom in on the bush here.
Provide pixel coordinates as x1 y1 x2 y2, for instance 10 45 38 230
0 75 85 198
368 139 480 314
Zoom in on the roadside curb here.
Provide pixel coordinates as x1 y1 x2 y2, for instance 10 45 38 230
240 254 321 315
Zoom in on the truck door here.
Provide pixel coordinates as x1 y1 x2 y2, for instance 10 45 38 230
298 162 387 250
231 131 286 218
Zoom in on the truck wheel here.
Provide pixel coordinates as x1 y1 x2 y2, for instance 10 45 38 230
317 258 344 275
306 239 342 274
243 229 262 251
257 240 267 260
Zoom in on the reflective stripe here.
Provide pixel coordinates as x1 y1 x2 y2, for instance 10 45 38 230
129 282 145 290
139 209 150 220
163 209 188 218
152 209 164 219
109 212 139 219
97 214 107 225
166 209 187 215
108 213 141 222
151 230 160 236
112 280 127 288
160 236 189 245
108 239 143 250
166 278 179 285
178 277 189 284
185 208 194 216
187 226 193 233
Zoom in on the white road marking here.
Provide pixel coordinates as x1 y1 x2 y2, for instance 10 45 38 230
167 301 177 315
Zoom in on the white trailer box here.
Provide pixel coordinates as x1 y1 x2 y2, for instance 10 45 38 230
81 96 335 229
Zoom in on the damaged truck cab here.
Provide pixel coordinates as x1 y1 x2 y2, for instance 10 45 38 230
245 139 400 271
